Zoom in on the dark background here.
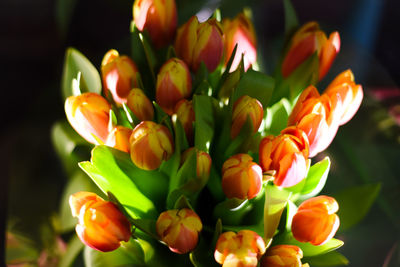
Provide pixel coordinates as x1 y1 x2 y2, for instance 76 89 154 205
2 0 400 265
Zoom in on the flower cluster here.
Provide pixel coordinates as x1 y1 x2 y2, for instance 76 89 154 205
60 0 364 266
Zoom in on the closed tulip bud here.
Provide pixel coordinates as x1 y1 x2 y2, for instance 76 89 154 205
175 16 224 72
174 99 195 144
292 196 340 246
288 86 342 157
182 147 212 179
127 88 154 121
281 22 340 80
105 126 132 153
69 192 131 252
101 49 139 105
259 127 310 188
129 121 174 170
324 69 363 126
261 245 307 267
65 92 111 145
156 208 202 254
231 95 264 139
214 230 266 267
223 12 257 72
133 0 177 48
156 58 192 115
222 154 263 200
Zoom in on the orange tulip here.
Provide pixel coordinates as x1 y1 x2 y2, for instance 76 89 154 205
129 121 174 170
231 95 264 139
281 22 340 81
223 12 257 72
261 245 309 267
105 126 132 153
126 88 154 121
291 195 340 246
156 58 192 115
69 192 131 252
288 86 343 157
324 69 363 126
133 0 177 48
175 16 224 72
174 99 195 144
222 154 263 200
182 147 212 179
214 230 266 267
259 127 309 188
156 208 202 254
101 49 139 105
65 92 111 145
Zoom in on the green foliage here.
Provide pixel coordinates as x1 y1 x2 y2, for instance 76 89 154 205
264 98 292 136
283 0 299 37
303 251 349 266
59 236 84 267
194 95 215 153
61 48 102 100
334 183 381 232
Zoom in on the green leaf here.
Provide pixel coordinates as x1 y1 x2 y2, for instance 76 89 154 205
194 95 215 153
79 146 161 219
333 183 381 232
59 235 84 267
303 251 349 266
232 69 275 107
299 157 331 200
61 47 102 100
274 233 344 257
264 98 291 136
6 232 39 264
213 198 251 225
283 0 299 36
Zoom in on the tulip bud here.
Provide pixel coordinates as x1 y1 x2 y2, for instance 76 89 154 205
133 0 177 48
261 245 307 267
105 126 132 153
182 147 212 179
288 86 342 157
222 154 263 200
129 121 174 170
175 16 224 72
65 92 111 145
101 49 139 105
127 88 154 121
292 195 340 246
174 99 195 144
223 12 257 72
156 58 192 115
281 22 340 80
69 192 131 252
156 208 202 254
214 230 266 267
231 95 264 139
259 127 309 188
324 69 363 126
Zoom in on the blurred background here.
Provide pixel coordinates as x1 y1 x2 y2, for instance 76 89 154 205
2 0 399 266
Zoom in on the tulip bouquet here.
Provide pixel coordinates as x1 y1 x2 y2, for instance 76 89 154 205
53 0 375 266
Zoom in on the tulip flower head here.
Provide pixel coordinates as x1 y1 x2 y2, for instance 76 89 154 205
288 86 343 157
259 127 310 188
69 192 131 252
156 58 192 115
174 99 195 144
222 154 263 200
223 12 257 72
156 208 202 254
324 69 363 126
105 126 133 153
291 195 340 246
261 245 307 267
65 92 111 145
129 121 174 170
133 0 177 48
214 230 266 267
182 147 212 180
127 88 154 121
231 95 264 139
281 22 340 80
175 16 224 72
101 49 139 105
